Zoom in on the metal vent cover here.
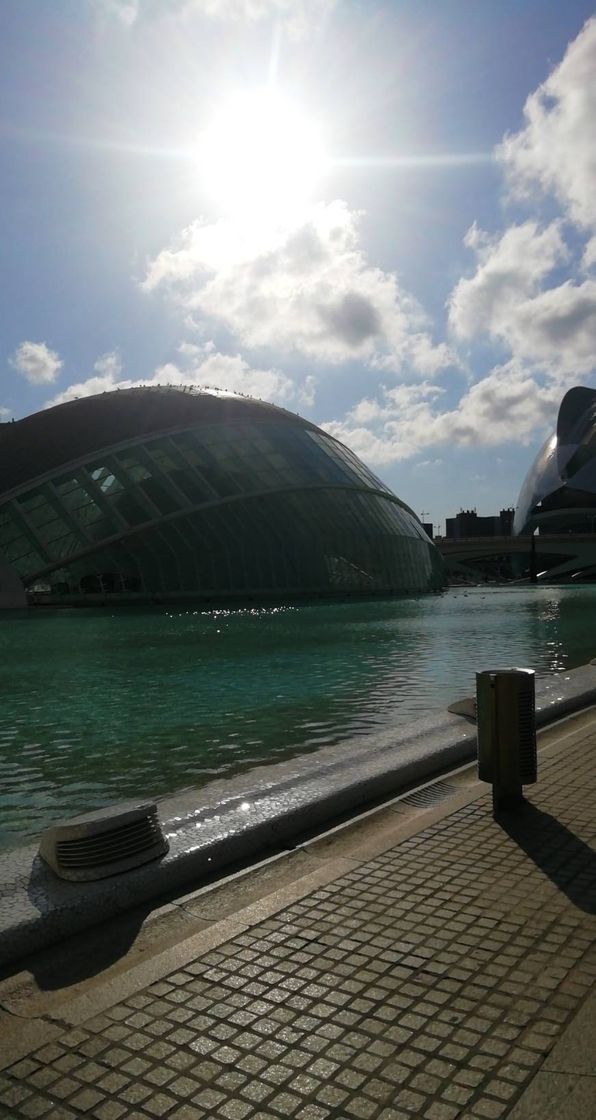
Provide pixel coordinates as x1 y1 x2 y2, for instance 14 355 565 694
39 801 169 881
399 779 459 810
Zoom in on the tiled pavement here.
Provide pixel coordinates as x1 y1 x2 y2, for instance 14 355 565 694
1 718 595 1120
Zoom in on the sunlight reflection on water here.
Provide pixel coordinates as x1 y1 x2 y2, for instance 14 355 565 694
1 584 594 847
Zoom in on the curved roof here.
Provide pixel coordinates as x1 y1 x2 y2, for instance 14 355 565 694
0 385 317 496
0 384 445 599
514 385 596 534
557 386 596 443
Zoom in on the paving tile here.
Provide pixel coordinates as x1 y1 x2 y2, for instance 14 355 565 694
2 731 596 1120
167 1107 206 1120
543 989 596 1075
15 1100 54 1120
142 1091 179 1117
69 1087 106 1113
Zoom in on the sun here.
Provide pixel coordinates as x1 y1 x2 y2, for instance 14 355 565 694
197 90 325 220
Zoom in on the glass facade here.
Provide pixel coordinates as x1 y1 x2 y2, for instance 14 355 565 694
515 386 596 536
0 388 445 600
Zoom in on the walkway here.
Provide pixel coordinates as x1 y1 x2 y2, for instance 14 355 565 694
437 532 596 581
0 710 595 1120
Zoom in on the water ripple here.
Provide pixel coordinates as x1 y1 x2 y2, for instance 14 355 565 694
1 585 595 847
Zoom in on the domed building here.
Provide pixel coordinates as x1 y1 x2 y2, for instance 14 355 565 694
514 386 596 536
0 386 445 604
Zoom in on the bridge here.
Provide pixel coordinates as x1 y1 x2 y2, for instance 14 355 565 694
435 534 596 581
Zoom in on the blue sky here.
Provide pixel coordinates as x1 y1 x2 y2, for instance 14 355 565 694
2 0 596 532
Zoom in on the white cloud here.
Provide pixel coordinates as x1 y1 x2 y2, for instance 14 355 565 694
448 221 567 341
413 458 443 471
324 382 446 466
444 18 596 401
46 341 312 409
98 0 139 24
433 363 562 445
143 202 452 376
448 220 596 375
9 341 63 384
505 280 596 373
46 350 125 405
93 350 124 380
153 343 314 404
324 364 563 467
93 0 334 36
48 374 121 405
187 0 335 36
499 17 596 231
0 406 11 420
583 237 596 271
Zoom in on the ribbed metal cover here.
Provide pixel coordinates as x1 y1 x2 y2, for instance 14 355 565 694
516 681 537 783
400 780 459 809
39 801 169 881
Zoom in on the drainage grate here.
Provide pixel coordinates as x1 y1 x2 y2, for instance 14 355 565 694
39 801 169 882
399 779 459 810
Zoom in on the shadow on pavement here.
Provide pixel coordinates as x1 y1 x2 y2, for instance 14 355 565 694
498 801 596 914
26 904 152 991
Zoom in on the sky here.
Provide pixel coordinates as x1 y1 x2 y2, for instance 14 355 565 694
2 1 596 533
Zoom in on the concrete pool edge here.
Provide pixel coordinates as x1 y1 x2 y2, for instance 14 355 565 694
1 661 596 970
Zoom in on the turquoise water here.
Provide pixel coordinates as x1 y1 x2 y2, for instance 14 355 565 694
2 585 596 849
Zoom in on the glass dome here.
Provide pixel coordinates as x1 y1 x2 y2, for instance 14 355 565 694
0 386 445 602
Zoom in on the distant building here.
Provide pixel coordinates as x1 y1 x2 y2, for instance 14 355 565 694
445 508 515 539
422 522 434 539
499 507 514 535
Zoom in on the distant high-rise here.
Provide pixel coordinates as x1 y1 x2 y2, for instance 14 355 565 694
445 509 514 539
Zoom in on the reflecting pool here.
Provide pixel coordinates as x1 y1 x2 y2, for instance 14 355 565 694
2 585 596 848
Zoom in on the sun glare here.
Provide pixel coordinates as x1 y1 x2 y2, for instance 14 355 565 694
197 91 325 219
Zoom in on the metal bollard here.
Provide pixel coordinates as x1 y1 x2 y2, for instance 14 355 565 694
476 668 537 813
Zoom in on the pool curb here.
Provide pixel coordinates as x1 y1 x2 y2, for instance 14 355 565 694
1 661 596 970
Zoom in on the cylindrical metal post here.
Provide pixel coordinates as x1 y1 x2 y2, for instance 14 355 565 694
476 668 537 814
